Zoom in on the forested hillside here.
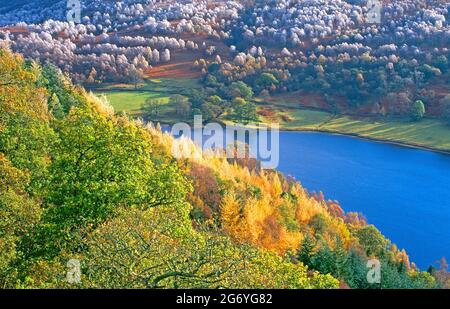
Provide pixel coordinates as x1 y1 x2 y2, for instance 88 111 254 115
1 48 448 289
2 0 450 121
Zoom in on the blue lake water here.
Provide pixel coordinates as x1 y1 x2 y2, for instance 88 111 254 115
276 131 450 270
167 125 450 269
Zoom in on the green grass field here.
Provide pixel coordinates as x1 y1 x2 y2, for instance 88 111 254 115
93 78 202 122
98 91 165 114
318 116 450 152
259 106 450 152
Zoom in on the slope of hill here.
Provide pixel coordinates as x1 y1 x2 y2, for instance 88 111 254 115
1 48 448 289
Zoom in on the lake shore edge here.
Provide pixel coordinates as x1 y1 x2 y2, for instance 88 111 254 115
278 127 450 156
156 119 450 156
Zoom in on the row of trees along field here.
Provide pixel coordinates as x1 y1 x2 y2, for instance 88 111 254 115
140 79 259 124
197 50 450 122
1 48 449 288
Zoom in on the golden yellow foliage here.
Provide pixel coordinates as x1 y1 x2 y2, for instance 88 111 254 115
146 126 353 255
220 192 245 236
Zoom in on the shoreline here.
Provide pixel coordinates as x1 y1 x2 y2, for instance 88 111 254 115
279 127 450 156
156 120 450 156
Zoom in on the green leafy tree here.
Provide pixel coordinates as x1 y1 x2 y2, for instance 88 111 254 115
229 81 254 100
310 242 337 275
188 88 207 110
433 55 448 73
410 100 425 121
41 63 84 114
81 207 245 288
297 235 316 267
171 95 191 118
441 95 450 124
143 97 164 119
200 95 226 121
254 73 278 92
354 225 389 257
419 64 442 79
231 97 259 124
27 103 190 258
204 74 221 88
339 250 370 288
408 269 436 289
48 93 65 119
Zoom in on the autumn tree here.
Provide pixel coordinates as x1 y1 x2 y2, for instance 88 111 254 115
0 49 54 194
85 67 97 84
220 192 244 238
430 258 450 288
126 65 144 89
188 162 221 213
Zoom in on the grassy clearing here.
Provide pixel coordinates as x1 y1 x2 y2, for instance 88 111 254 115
318 116 450 152
93 77 202 119
140 77 202 93
97 91 164 114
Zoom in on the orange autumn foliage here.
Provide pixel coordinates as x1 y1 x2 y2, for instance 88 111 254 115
146 126 357 255
146 125 413 267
